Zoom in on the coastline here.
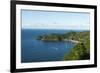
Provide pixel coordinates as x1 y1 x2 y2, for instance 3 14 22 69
40 38 79 43
66 40 79 43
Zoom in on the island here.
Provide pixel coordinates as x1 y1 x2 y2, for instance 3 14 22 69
37 31 90 60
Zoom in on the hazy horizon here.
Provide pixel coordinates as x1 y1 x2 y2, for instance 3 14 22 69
22 10 90 30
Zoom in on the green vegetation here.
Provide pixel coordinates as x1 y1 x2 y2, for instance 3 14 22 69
37 31 89 42
37 31 90 60
63 31 90 60
63 42 90 60
37 33 63 42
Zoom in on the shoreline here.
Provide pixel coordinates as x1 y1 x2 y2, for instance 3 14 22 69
66 39 79 43
39 39 79 43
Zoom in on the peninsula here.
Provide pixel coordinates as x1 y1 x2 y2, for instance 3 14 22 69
37 31 90 60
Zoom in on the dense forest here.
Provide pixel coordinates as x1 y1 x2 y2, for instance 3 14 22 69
37 31 90 60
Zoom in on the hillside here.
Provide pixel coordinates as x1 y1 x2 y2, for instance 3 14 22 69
63 31 90 60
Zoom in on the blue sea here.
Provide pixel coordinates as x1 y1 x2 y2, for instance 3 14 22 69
21 29 78 63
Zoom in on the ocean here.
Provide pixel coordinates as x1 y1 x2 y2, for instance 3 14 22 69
21 29 77 63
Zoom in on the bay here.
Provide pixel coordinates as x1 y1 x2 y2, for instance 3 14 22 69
21 29 76 63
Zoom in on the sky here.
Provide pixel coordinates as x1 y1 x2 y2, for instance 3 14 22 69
21 10 90 30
